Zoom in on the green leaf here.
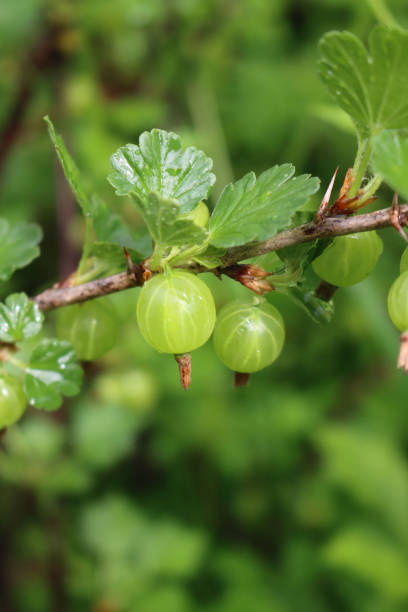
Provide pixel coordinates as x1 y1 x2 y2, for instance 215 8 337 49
319 27 408 137
0 293 43 342
90 242 143 275
371 130 408 200
209 166 319 248
24 340 83 411
89 195 142 248
0 219 42 281
273 284 334 324
45 115 92 216
192 245 226 268
143 192 208 248
108 129 215 214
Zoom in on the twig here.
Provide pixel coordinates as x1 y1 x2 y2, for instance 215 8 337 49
33 203 408 312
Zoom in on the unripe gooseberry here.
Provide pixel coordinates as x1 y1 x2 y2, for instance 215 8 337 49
0 374 26 428
56 298 119 361
136 270 216 354
387 271 408 332
179 201 210 228
213 299 285 373
312 231 383 287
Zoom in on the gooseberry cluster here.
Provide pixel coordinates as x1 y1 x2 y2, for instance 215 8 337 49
135 269 285 389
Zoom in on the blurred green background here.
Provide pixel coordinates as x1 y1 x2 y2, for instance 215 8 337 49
1 0 408 610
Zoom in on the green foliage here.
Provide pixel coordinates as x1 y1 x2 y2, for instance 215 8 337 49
44 115 93 216
0 293 43 342
3 3 408 611
323 525 408 601
209 166 319 247
141 192 208 251
0 218 42 281
371 130 408 199
319 26 408 137
24 340 83 410
108 129 215 213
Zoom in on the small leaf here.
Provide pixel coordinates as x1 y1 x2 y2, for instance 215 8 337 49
192 245 226 268
319 27 408 136
108 129 215 214
0 219 42 281
209 166 319 248
90 242 143 275
24 340 83 411
45 115 92 216
371 130 408 200
143 192 208 248
274 284 334 324
0 293 43 342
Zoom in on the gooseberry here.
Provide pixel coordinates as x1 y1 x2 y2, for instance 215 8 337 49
312 231 383 287
213 299 285 377
388 271 408 332
56 297 119 360
136 270 216 354
0 374 26 428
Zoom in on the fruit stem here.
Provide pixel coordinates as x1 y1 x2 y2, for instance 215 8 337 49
175 353 192 390
315 280 338 302
234 372 250 387
397 331 408 373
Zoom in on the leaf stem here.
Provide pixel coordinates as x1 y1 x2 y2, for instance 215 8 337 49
367 0 402 30
361 173 383 202
7 354 27 370
76 217 93 280
349 137 372 197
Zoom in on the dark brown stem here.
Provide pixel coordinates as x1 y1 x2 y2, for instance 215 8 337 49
32 203 408 312
315 280 338 302
175 353 191 390
234 372 250 387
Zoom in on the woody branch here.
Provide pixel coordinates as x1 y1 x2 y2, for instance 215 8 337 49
33 202 408 312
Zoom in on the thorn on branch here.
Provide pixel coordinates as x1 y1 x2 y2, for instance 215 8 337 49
390 193 408 244
315 166 338 222
222 264 274 295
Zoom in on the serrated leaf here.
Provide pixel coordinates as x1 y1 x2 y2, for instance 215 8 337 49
371 130 408 200
319 27 408 137
0 219 42 281
209 165 319 248
90 242 143 275
108 129 215 214
0 293 43 342
45 115 92 215
24 340 83 411
143 192 208 248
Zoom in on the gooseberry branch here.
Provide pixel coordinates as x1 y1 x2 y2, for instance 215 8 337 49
33 202 408 312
